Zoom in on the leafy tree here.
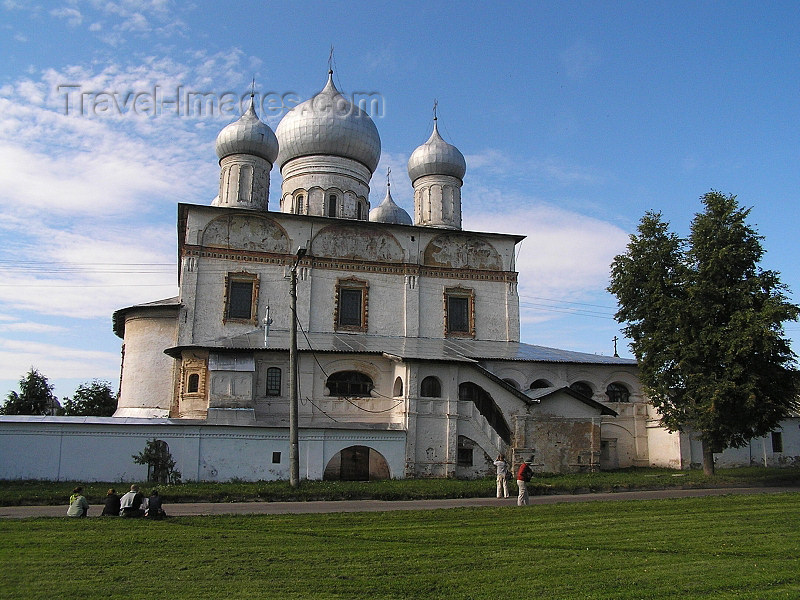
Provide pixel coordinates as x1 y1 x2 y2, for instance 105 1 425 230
0 368 60 415
132 439 182 484
62 380 118 416
609 192 799 474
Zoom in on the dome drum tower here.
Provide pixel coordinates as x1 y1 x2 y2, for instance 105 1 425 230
213 96 279 211
407 118 466 230
276 71 381 220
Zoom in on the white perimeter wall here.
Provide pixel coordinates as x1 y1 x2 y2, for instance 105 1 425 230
0 417 406 482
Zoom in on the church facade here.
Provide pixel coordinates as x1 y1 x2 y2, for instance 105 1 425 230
110 71 651 479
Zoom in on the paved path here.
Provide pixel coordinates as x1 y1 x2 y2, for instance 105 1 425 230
2 486 798 519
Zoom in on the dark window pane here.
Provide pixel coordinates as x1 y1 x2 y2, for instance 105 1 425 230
327 195 337 217
339 288 363 327
266 367 281 396
448 296 469 332
327 371 373 397
420 376 441 397
187 374 199 393
606 382 630 403
229 281 253 319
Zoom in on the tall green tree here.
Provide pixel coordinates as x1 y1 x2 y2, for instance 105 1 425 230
609 192 799 474
0 368 60 415
62 380 118 416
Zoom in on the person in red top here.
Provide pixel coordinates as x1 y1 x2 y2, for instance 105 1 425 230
516 456 534 506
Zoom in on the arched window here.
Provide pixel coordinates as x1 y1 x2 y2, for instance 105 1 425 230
327 194 338 217
187 373 199 393
606 382 630 403
327 371 373 397
570 381 593 398
420 376 441 398
295 195 304 214
393 376 403 397
266 367 282 396
530 378 552 389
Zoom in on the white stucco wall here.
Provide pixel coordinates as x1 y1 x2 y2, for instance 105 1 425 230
116 308 179 418
0 417 406 482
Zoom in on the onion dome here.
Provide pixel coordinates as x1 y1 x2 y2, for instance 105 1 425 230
407 118 466 183
369 183 412 225
276 71 381 172
215 96 279 163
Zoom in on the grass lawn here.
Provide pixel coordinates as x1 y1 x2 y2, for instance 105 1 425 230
1 493 799 599
3 466 800 506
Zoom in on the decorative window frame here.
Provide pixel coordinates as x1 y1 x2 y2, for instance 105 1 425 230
335 277 369 332
444 286 475 338
223 271 259 324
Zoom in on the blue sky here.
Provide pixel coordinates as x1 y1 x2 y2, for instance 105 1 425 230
1 1 799 400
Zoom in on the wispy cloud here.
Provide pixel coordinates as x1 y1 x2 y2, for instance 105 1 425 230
0 338 120 380
50 6 83 27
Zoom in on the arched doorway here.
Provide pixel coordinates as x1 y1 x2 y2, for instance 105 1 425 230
323 445 391 481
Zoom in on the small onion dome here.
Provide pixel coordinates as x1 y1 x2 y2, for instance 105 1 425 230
215 96 279 163
369 185 412 225
276 71 381 173
407 119 466 183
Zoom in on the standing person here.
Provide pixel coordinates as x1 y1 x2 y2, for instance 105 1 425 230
67 486 89 518
516 456 534 506
101 488 121 516
493 454 510 498
119 484 146 518
146 489 166 519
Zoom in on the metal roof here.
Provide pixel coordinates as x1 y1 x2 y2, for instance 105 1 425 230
166 329 636 366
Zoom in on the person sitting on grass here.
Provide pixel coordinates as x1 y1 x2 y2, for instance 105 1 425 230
66 486 89 518
119 484 146 518
101 488 121 516
146 489 167 519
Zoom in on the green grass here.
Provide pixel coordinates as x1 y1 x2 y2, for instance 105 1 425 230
1 493 799 599
2 466 799 506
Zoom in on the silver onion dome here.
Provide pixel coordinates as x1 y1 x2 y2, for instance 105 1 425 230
407 119 466 183
276 72 381 173
215 96 279 163
369 184 412 225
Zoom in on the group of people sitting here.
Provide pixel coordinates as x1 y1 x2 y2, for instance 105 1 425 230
66 484 167 519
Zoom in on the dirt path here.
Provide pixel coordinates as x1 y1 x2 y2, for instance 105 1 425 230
2 486 798 519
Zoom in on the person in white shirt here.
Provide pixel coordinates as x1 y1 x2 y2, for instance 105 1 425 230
493 454 509 498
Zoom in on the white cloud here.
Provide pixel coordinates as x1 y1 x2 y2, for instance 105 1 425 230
464 203 628 324
0 338 120 380
50 6 83 27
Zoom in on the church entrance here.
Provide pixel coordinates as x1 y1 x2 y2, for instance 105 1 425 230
323 445 391 481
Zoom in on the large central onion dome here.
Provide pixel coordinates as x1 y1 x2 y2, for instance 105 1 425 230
407 119 466 183
276 72 381 172
215 96 279 163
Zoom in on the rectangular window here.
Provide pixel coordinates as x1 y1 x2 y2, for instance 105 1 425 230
339 289 363 326
445 287 475 337
335 278 368 332
224 273 258 323
266 367 281 396
272 451 281 464
772 431 783 453
457 447 473 467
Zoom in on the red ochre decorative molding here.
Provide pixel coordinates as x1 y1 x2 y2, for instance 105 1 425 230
183 245 518 282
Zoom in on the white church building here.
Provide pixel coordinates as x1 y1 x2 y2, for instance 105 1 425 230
1 71 796 482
